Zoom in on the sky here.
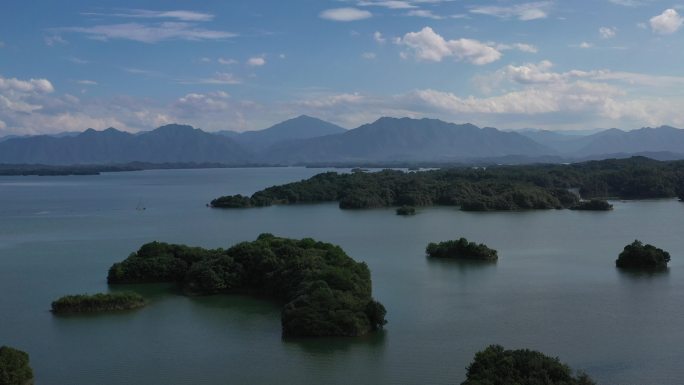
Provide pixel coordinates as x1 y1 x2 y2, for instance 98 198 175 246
1 0 684 135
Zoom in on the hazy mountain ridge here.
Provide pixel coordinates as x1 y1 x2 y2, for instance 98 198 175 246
0 124 251 164
218 115 347 151
519 126 684 156
2 117 684 166
264 117 553 163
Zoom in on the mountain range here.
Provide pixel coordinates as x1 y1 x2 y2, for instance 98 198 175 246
1 115 683 166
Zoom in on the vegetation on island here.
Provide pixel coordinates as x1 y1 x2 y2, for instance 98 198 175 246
570 199 613 211
211 157 684 211
0 346 33 385
396 206 416 215
616 240 671 269
51 292 147 314
426 238 498 261
461 345 595 385
107 234 387 337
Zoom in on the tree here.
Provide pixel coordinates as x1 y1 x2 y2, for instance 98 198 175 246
0 346 33 385
462 345 595 385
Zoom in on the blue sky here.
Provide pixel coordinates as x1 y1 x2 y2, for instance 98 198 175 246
1 0 684 134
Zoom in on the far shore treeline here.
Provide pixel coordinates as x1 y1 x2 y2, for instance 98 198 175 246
211 157 684 211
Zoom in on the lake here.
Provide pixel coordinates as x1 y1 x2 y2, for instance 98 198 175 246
1 167 683 385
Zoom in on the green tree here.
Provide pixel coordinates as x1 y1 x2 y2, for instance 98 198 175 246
0 346 33 385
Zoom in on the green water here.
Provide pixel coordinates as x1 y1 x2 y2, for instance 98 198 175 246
1 167 683 384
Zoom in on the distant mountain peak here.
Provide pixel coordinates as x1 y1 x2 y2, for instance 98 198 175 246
153 123 198 133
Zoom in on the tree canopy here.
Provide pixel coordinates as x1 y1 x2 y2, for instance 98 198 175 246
108 234 386 337
211 157 684 211
426 238 498 261
616 240 671 269
0 346 33 385
462 345 595 385
51 292 146 314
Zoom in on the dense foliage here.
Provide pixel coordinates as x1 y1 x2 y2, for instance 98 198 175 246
51 292 147 314
108 234 386 337
462 345 595 385
616 240 671 269
211 157 684 211
570 199 613 211
426 238 498 261
0 346 33 385
396 206 416 215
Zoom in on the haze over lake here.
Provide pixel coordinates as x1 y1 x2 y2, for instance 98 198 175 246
1 168 683 385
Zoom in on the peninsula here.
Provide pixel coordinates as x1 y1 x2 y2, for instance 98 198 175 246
210 157 683 212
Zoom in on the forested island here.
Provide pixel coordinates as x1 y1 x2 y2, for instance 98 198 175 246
211 157 684 211
107 234 386 337
426 238 498 261
461 345 594 385
570 199 613 211
0 346 33 385
396 206 416 215
51 292 147 314
616 240 671 269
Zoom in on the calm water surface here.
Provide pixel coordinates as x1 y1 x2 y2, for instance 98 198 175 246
1 167 683 385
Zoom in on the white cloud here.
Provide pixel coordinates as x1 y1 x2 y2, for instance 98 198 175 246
60 22 237 43
68 57 90 65
357 1 416 9
77 80 98 86
44 35 67 46
247 57 266 67
83 9 214 22
396 27 502 65
362 52 377 59
319 8 372 21
649 9 683 34
470 2 551 21
406 9 443 19
374 31 386 44
579 42 593 48
496 43 538 53
182 72 242 85
218 57 237 65
0 76 54 93
608 0 650 6
599 26 617 38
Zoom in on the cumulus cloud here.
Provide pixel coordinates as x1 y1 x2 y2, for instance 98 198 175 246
76 80 98 86
319 8 372 21
599 26 617 38
396 27 502 65
470 2 551 21
361 52 377 59
374 31 386 44
649 9 683 34
246 57 266 67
